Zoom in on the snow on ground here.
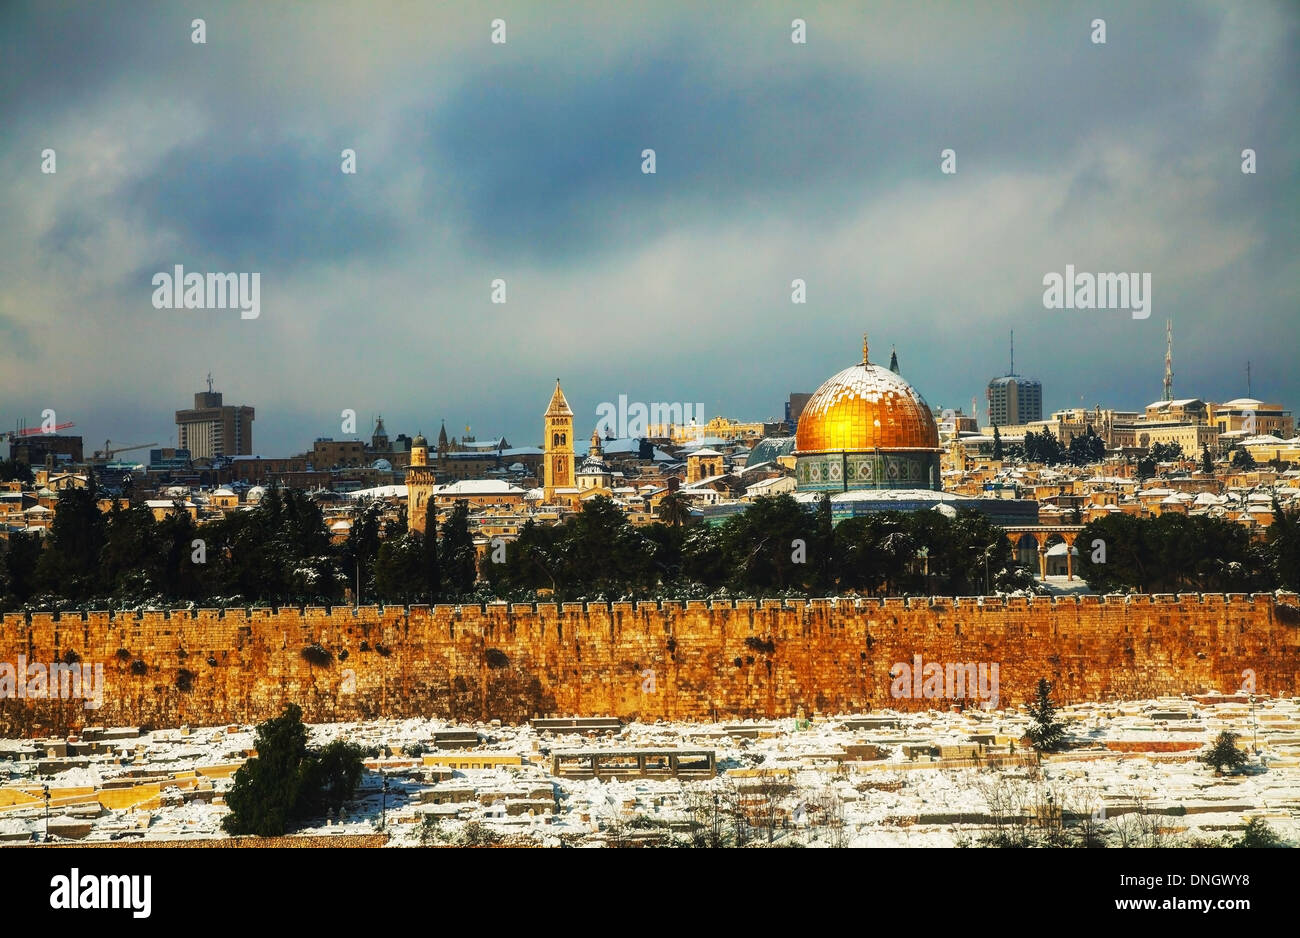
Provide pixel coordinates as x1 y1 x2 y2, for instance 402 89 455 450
2 696 1297 847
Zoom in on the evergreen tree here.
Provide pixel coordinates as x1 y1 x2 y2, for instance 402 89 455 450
343 499 383 602
100 502 159 599
1232 447 1257 470
223 704 364 836
0 531 42 605
1267 498 1300 591
1026 678 1067 752
223 703 311 836
0 459 35 484
1200 730 1248 775
422 500 441 601
374 532 426 603
991 425 1004 461
157 508 204 601
440 500 478 595
1201 444 1214 475
1235 817 1284 848
815 492 835 592
36 477 107 600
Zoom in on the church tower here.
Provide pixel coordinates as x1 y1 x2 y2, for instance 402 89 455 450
543 380 575 502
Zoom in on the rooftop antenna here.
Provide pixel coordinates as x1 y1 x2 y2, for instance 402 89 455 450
206 372 214 394
1162 319 1173 402
1247 360 1252 398
1008 330 1015 376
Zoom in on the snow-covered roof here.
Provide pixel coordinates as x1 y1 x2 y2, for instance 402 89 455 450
434 480 525 496
346 484 408 499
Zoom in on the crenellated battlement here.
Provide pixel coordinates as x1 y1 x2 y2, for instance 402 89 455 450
1 593 1296 735
2 591 1295 631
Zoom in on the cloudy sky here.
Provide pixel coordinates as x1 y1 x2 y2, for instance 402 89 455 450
2 0 1296 456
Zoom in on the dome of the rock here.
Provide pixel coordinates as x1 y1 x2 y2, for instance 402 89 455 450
794 336 942 492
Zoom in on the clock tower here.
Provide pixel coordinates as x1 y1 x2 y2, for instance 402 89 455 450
543 379 575 502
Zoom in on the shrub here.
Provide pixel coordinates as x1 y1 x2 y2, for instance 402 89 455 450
176 669 196 692
1235 817 1284 848
485 648 510 669
62 649 80 665
130 659 148 676
457 820 502 846
115 648 131 661
744 636 776 655
301 644 332 667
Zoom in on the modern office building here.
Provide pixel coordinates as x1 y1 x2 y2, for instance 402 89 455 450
175 382 254 460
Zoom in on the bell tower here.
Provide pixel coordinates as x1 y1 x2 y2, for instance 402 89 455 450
543 379 575 501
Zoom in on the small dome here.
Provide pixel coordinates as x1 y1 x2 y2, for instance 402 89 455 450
412 434 428 448
372 458 393 471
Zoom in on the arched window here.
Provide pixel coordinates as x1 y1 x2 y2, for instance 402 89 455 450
553 433 559 447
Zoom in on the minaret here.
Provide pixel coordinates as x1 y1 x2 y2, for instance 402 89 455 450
589 428 602 459
406 432 433 534
543 380 575 502
862 333 869 364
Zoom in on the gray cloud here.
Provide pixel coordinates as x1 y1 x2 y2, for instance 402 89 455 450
0 0 1296 455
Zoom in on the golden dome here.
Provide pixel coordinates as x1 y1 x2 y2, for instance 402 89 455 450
796 349 939 454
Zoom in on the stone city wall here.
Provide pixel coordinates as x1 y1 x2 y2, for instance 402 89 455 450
1 594 1297 735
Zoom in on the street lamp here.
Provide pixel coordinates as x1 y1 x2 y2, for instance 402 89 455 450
380 770 389 830
969 543 994 596
43 784 50 841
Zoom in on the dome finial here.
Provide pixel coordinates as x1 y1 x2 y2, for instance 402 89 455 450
862 332 869 364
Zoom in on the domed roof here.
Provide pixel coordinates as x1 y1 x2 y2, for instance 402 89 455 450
412 434 428 448
796 339 939 454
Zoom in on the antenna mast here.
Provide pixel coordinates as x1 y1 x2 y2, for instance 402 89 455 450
1009 330 1015 376
1162 320 1173 402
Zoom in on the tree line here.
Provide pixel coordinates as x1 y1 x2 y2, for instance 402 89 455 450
0 481 475 609
4 482 1296 608
1076 500 1300 594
